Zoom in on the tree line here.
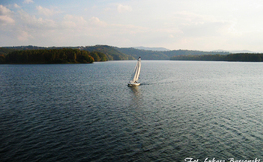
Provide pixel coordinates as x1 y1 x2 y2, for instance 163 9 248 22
83 45 134 60
1 45 134 62
0 48 108 64
170 53 263 62
2 45 231 61
2 46 262 63
117 48 230 60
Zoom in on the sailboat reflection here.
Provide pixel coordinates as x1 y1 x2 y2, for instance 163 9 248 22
130 86 140 97
129 86 142 108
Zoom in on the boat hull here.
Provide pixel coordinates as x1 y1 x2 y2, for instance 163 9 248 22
128 82 140 86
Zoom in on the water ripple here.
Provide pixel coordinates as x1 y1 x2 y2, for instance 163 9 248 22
1 62 263 161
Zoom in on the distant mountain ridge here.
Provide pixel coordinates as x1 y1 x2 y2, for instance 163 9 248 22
2 45 257 61
229 50 254 53
1 45 134 60
212 49 255 53
80 45 134 60
171 53 263 62
133 46 170 51
116 47 230 60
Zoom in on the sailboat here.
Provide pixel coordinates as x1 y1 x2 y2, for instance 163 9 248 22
128 57 141 87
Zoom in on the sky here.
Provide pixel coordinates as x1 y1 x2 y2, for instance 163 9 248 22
1 0 263 52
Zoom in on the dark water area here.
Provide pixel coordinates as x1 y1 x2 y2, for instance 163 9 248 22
0 61 263 162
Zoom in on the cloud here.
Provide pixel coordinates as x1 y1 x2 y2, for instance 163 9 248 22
36 6 59 16
14 4 21 8
0 15 15 24
173 11 218 25
170 11 232 37
23 0 34 4
62 15 88 29
17 30 32 41
0 5 13 15
89 17 107 26
18 10 57 29
117 4 132 13
0 5 15 24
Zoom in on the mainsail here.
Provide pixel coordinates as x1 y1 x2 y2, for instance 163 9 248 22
131 57 141 83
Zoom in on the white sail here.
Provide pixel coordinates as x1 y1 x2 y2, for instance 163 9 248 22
128 57 141 86
131 57 141 82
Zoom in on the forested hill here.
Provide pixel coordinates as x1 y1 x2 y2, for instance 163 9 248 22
0 49 107 64
81 45 134 60
116 47 230 60
171 53 263 62
0 47 18 55
116 47 170 60
2 45 134 61
4 45 258 63
2 45 230 60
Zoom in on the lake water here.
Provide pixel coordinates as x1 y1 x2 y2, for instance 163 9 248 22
1 61 263 162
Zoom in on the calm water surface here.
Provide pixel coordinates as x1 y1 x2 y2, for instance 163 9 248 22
0 61 263 161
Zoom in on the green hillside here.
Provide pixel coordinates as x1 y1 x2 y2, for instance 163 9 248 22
1 45 125 62
3 48 94 64
0 47 18 55
171 53 263 62
2 45 233 61
116 47 230 60
116 47 170 60
83 45 134 60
